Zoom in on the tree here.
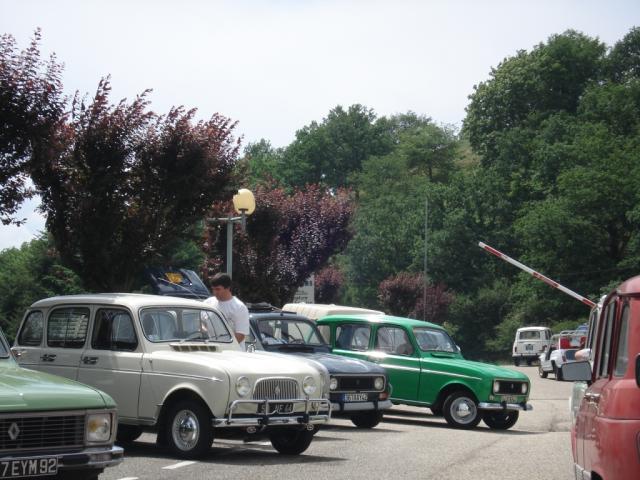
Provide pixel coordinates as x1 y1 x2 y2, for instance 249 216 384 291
378 272 453 322
204 183 353 305
30 79 240 291
315 265 344 304
0 30 65 225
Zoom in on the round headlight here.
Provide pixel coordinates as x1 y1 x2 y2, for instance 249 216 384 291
303 376 317 396
236 376 252 397
493 380 500 394
87 413 112 443
329 377 339 391
374 377 385 390
521 383 528 394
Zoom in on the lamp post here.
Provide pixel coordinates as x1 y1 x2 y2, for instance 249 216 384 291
210 189 255 278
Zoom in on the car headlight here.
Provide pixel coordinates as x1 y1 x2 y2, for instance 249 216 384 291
329 377 339 391
86 413 112 443
374 377 385 390
521 383 528 394
493 380 500 394
303 376 317 396
236 376 252 397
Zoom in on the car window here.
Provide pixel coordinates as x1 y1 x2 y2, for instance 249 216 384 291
257 319 326 346
0 328 9 357
613 304 630 377
376 326 414 356
18 311 44 346
92 309 138 351
335 324 371 351
598 301 616 378
48 307 90 348
519 330 540 340
414 327 457 352
141 308 232 343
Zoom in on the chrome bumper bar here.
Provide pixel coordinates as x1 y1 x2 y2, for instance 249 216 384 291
0 445 124 471
331 399 393 412
478 402 533 411
213 397 332 426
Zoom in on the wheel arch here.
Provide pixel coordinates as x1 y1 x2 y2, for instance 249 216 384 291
432 383 478 411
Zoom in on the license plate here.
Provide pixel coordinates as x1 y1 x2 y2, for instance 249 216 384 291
0 457 58 478
501 395 518 403
343 393 368 402
259 403 294 414
525 344 533 350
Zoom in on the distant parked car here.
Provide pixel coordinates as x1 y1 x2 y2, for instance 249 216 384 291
538 331 585 380
512 326 552 366
317 314 532 430
12 294 331 459
247 303 392 428
1 326 122 480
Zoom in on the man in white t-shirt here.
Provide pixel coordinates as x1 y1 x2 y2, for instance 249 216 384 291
203 273 250 351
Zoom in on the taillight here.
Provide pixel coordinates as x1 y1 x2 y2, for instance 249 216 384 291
515 346 518 353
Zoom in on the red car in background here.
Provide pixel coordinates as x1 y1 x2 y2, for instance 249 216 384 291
561 275 640 480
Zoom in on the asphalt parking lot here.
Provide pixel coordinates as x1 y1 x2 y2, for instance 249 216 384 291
101 365 575 480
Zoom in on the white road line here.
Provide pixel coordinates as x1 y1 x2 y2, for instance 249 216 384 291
162 460 197 470
118 477 139 480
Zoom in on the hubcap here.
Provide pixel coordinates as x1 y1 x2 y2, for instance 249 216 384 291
172 409 199 451
451 397 477 424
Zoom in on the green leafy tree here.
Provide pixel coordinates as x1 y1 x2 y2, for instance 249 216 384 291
0 30 65 225
30 79 240 292
378 272 453 322
204 183 354 305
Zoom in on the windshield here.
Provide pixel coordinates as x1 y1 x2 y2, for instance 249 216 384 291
414 327 457 353
140 307 233 343
257 318 328 346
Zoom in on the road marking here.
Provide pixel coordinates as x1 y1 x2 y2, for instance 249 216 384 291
163 461 197 470
118 477 139 480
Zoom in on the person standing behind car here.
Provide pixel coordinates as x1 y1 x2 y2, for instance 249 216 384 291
204 273 250 351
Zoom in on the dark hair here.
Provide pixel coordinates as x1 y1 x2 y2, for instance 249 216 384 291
210 273 232 289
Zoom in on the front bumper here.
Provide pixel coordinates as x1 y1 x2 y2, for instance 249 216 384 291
214 397 332 426
478 401 533 412
0 445 124 473
331 399 393 412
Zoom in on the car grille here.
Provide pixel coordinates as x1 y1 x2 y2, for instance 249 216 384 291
253 378 299 400
0 413 84 452
335 376 381 392
496 381 525 395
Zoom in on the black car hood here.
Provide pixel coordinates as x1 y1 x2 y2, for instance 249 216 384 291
284 351 386 375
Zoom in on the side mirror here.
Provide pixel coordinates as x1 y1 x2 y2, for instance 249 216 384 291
246 341 256 353
559 361 592 382
636 355 640 388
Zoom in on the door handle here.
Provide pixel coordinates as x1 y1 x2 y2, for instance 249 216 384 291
40 353 56 362
82 356 98 365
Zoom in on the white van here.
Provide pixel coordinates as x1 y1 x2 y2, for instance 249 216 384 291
512 326 552 366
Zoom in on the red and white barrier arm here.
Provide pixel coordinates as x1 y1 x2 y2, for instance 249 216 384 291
478 241 596 308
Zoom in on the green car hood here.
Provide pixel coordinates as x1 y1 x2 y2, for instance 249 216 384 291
0 362 114 412
428 356 529 382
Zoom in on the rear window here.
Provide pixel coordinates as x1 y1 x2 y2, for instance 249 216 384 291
519 330 541 340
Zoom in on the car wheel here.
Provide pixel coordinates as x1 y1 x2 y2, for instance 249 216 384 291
117 424 143 444
513 358 520 366
442 391 481 429
555 367 564 381
350 411 383 428
526 358 532 366
430 404 443 416
269 427 315 455
164 399 214 459
538 365 548 378
482 411 519 430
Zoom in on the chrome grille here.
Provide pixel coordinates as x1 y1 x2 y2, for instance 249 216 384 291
0 413 84 452
253 378 299 400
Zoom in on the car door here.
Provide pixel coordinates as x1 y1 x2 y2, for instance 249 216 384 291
76 307 143 421
370 325 420 402
332 322 373 362
37 306 90 380
12 310 46 368
578 298 617 473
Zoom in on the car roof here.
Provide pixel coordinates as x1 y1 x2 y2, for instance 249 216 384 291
30 293 210 311
516 326 550 331
317 314 444 330
281 303 384 320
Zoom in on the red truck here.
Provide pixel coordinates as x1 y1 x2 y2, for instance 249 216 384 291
561 275 640 480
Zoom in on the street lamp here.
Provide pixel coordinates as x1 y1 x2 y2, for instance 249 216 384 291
210 188 255 278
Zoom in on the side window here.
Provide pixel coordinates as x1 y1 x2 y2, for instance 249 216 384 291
48 308 89 348
92 309 137 351
613 304 630 377
18 311 44 346
375 326 414 356
598 301 616 378
336 324 371 351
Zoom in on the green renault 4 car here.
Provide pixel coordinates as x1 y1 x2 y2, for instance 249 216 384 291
1 326 122 479
316 314 532 430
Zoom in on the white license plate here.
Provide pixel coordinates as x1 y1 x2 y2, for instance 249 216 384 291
525 344 533 350
344 393 368 402
501 395 519 403
259 403 294 414
0 457 58 478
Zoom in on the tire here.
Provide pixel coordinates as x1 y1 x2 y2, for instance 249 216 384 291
552 361 563 381
555 367 564 381
350 411 383 429
482 411 519 430
163 399 214 459
526 358 532 366
442 391 481 429
538 365 548 378
269 427 315 455
513 358 520 366
430 405 443 416
117 424 143 444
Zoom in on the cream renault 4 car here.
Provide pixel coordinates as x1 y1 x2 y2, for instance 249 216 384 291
12 294 331 459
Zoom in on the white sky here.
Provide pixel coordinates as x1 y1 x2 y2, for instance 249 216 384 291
0 0 638 250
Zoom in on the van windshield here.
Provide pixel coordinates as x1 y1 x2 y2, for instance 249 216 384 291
519 331 541 340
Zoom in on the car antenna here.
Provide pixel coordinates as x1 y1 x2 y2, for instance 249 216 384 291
478 241 596 308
